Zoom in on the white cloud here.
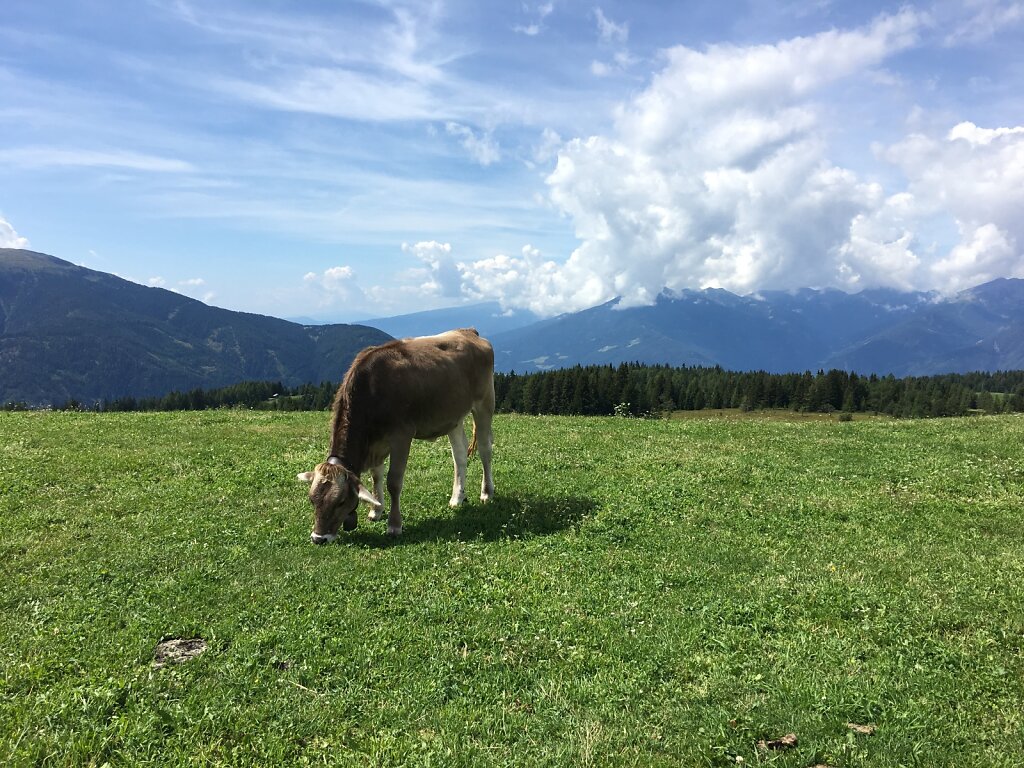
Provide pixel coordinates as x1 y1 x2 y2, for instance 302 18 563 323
454 9 1022 313
532 127 563 165
323 265 355 284
514 2 554 36
179 277 206 287
494 10 924 313
459 244 609 316
445 122 501 166
0 215 29 248
879 122 1024 292
944 0 1024 44
591 8 634 76
402 240 462 297
594 8 628 44
615 9 922 149
0 147 194 172
304 265 360 298
947 121 1024 145
214 68 438 122
931 223 1016 291
147 276 167 287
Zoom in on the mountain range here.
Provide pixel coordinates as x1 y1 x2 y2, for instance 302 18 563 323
356 302 541 340
2 247 1023 405
0 249 389 405
488 280 1024 376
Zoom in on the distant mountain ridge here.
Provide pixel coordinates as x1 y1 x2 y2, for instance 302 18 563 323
0 249 390 405
488 280 1024 376
358 301 541 340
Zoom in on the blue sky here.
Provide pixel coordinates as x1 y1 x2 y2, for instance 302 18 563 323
1 0 1022 321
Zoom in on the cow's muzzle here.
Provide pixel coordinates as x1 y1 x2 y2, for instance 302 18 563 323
310 532 338 545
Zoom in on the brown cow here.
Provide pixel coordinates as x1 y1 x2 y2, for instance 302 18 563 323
297 328 495 542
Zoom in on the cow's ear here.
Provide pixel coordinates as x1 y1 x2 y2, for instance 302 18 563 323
297 471 315 484
355 483 380 508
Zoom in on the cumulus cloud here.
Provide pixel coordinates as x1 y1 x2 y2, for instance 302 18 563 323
0 215 29 248
463 10 924 313
402 240 463 297
455 8 1023 314
877 121 1024 291
303 265 364 303
460 244 609 316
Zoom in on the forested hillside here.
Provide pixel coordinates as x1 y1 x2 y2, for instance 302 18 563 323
0 249 390 404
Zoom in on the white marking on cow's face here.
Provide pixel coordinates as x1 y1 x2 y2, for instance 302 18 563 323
310 532 338 544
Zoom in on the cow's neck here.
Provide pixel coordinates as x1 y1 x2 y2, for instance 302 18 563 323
329 409 368 474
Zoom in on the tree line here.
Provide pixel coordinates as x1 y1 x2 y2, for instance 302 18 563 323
12 364 1024 419
490 365 1024 418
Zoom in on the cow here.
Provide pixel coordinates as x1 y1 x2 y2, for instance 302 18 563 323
297 328 495 543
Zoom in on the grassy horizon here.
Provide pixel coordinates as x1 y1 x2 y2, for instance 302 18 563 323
2 411 1023 766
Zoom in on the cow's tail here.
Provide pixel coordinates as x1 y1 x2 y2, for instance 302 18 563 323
468 415 478 458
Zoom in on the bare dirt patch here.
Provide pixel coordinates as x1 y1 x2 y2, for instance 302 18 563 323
153 637 208 668
847 722 877 736
756 732 798 751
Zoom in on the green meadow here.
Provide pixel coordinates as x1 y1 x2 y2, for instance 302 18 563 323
2 410 1023 766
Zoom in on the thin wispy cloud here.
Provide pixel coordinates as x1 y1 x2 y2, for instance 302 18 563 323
594 7 628 44
514 2 555 36
590 7 634 77
0 147 194 173
445 122 501 166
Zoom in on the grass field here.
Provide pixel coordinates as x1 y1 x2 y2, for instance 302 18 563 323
2 410 1023 766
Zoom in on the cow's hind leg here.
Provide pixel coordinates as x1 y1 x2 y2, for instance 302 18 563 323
472 403 495 503
448 421 469 507
385 439 411 537
367 463 385 521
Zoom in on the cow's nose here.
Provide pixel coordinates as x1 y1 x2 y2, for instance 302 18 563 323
310 532 337 545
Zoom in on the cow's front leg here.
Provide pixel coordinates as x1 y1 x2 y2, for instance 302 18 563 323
447 422 468 507
367 463 385 521
386 439 411 537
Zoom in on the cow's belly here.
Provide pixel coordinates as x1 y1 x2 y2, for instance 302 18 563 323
415 420 461 441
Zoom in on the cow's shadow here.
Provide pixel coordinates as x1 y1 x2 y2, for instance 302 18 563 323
345 493 597 547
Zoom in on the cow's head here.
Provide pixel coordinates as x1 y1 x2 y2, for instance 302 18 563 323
297 460 378 544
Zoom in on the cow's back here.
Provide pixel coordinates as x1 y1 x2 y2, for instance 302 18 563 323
345 328 493 440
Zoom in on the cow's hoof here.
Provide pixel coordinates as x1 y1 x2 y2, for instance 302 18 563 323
386 524 402 537
480 492 493 503
449 495 466 508
368 506 384 522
